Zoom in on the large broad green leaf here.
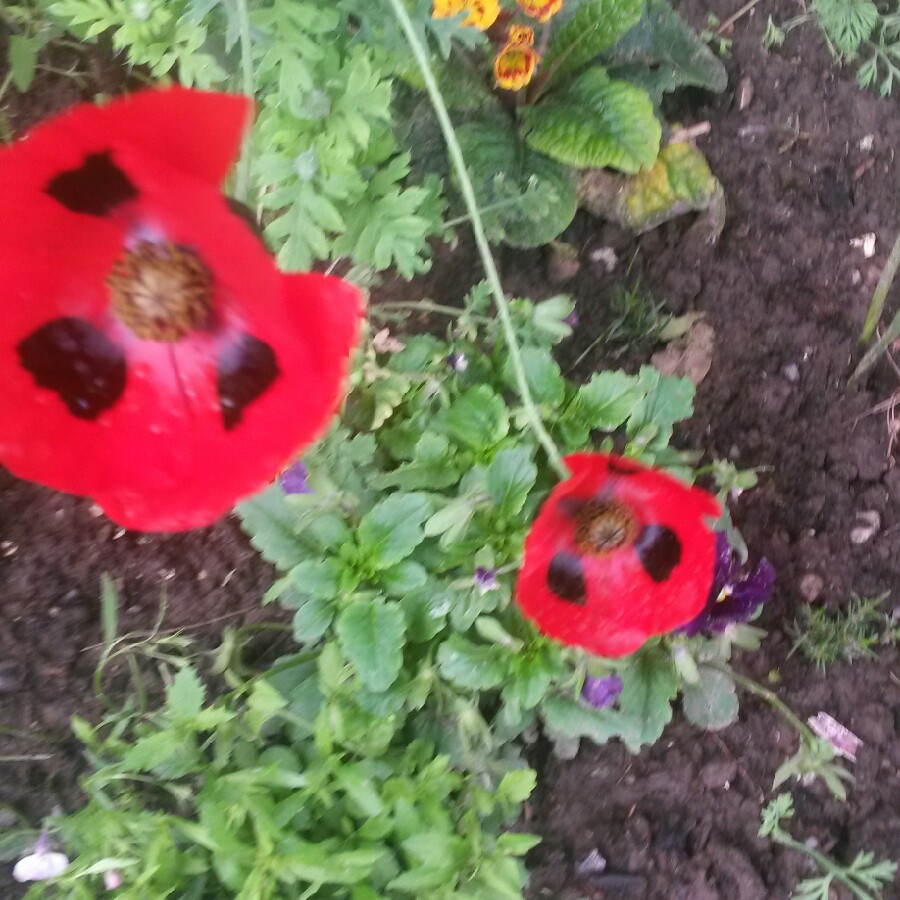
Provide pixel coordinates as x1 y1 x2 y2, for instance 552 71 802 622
357 493 430 570
604 0 728 102
455 122 578 248
485 447 538 518
237 485 305 569
336 597 406 692
540 0 644 84
521 68 661 173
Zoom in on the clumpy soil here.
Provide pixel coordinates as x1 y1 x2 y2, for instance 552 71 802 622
1 1 899 898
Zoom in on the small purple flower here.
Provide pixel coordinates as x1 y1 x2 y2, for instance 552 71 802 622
104 870 123 890
474 567 498 594
679 534 776 636
581 674 623 709
563 309 580 328
447 352 468 373
279 461 311 495
12 831 69 883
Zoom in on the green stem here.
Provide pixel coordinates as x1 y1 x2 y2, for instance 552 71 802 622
713 664 816 743
774 832 872 900
852 306 900 382
441 195 540 229
374 300 491 322
860 227 900 343
386 0 568 480
233 0 254 202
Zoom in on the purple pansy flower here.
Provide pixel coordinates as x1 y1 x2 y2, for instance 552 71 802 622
279 461 311 495
564 309 580 328
581 674 623 709
679 534 775 636
474 566 499 594
447 351 468 373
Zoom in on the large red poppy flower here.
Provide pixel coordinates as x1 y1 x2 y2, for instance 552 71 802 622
0 88 360 532
516 453 721 657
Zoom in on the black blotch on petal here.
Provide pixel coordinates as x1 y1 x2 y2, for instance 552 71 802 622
547 551 587 605
17 317 126 420
217 334 279 430
635 525 681 582
46 151 138 216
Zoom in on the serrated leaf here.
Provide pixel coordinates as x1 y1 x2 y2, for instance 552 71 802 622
496 769 537 804
540 0 644 83
166 667 205 724
505 347 566 405
437 635 507 689
336 597 406 692
627 366 694 449
456 122 577 248
605 0 728 101
617 648 678 750
522 67 661 173
289 558 344 599
292 595 335 643
540 693 636 745
441 385 510 450
485 447 538 518
578 370 646 430
681 666 739 731
357 493 430 569
237 486 305 569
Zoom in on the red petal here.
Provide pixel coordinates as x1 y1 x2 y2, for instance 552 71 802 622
0 143 360 531
515 452 720 657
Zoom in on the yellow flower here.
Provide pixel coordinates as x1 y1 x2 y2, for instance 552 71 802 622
507 24 535 45
494 42 541 91
516 0 563 23
433 0 500 30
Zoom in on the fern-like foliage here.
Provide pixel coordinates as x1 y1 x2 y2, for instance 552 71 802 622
40 0 445 275
813 0 880 58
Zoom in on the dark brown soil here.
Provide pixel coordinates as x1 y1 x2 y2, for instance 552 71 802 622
2 1 899 897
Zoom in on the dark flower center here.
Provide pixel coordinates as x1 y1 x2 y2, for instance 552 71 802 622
107 241 213 342
573 500 638 555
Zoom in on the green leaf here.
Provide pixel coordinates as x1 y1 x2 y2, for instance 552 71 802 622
605 0 728 101
505 347 566 405
486 447 538 518
289 558 344 599
617 648 678 750
681 666 739 731
455 122 577 248
336 597 406 692
540 0 644 83
371 433 460 490
237 485 305 569
99 573 118 646
540 693 635 745
495 769 537 804
9 35 39 92
578 370 646 430
292 595 335 643
380 560 428 595
627 366 694 449
521 67 661 173
120 730 181 773
166 666 205 724
437 635 507 689
441 385 510 450
357 493 430 569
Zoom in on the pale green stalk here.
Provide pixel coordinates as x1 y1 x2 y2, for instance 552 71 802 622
233 0 254 202
386 0 568 479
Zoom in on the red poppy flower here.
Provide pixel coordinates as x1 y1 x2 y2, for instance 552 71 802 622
516 453 721 657
0 88 361 532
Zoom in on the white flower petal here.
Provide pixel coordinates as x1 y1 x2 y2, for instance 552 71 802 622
12 851 70 882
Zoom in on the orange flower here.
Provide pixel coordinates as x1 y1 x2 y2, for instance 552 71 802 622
494 41 541 91
507 24 535 45
433 0 500 30
517 0 563 22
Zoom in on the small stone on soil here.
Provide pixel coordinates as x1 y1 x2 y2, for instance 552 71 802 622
850 510 881 544
575 849 607 876
799 573 825 602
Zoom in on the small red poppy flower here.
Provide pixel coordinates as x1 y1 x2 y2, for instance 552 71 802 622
0 89 361 532
516 453 721 657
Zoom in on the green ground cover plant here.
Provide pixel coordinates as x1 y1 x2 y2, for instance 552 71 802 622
2 1 895 897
